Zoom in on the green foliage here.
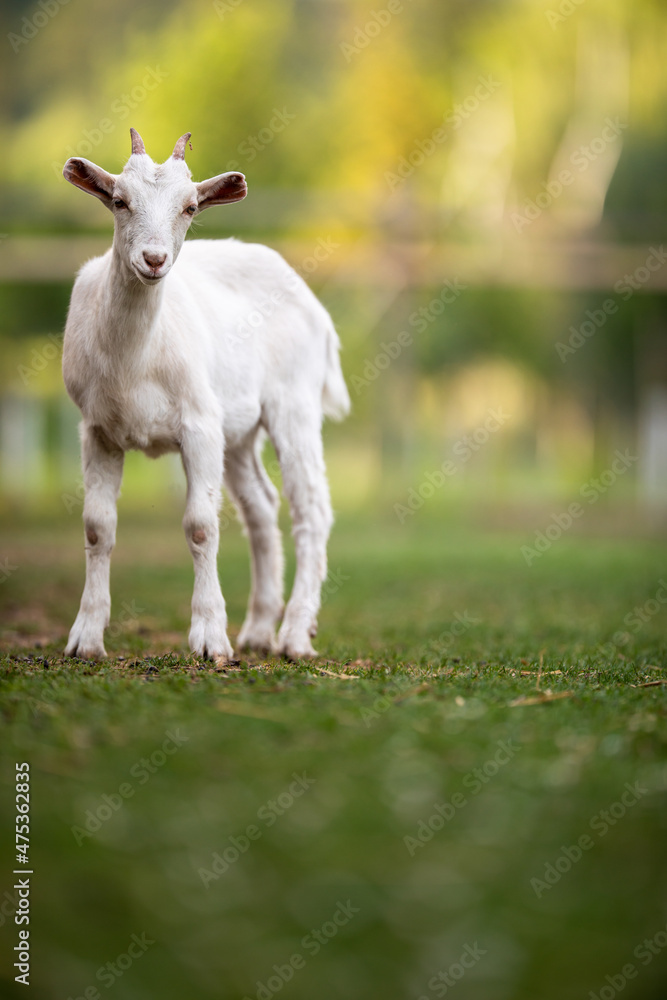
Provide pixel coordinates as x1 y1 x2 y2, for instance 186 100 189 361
3 0 667 235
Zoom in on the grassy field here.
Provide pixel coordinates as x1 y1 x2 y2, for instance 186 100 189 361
1 507 666 1000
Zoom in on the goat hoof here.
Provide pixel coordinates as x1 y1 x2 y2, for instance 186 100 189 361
237 621 278 654
196 643 235 661
65 619 107 660
276 631 318 662
189 620 234 661
212 655 241 668
65 641 107 660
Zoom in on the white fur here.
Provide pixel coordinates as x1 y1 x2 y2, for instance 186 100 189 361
62 135 349 662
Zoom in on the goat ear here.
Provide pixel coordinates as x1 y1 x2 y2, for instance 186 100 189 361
196 171 247 211
63 158 116 207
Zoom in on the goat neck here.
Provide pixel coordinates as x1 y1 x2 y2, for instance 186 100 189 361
98 242 166 357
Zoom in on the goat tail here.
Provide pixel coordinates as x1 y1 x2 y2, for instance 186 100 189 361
322 320 351 422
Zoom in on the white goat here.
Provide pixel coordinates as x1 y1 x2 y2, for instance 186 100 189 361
62 128 349 662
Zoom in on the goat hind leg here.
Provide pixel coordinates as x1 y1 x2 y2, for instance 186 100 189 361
271 413 333 660
225 438 284 653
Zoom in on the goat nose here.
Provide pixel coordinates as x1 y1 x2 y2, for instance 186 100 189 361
143 251 167 269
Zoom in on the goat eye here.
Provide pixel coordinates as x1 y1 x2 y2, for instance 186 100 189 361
185 205 197 215
113 198 127 209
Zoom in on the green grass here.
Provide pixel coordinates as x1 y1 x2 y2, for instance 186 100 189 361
1 510 666 1000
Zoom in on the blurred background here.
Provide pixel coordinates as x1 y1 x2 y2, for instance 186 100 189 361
0 0 666 523
2 7 667 1000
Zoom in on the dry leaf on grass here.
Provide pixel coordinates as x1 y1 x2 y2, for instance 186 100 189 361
212 656 243 671
317 668 360 680
509 691 573 707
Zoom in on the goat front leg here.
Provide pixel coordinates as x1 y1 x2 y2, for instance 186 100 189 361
181 423 234 661
66 425 124 659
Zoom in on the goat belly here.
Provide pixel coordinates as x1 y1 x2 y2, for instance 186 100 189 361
92 421 180 457
139 436 181 458
114 409 182 455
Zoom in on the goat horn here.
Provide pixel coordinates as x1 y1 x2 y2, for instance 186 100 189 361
130 127 146 155
172 132 192 160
